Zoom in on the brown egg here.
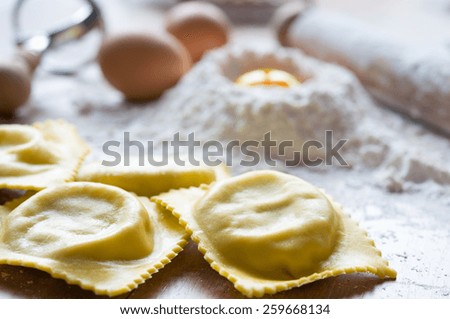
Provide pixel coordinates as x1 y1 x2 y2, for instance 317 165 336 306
97 32 192 101
166 1 230 62
0 56 33 116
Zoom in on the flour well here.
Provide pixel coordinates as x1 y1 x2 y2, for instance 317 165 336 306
128 47 367 160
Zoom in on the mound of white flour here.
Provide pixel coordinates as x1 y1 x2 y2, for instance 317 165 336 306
129 47 366 159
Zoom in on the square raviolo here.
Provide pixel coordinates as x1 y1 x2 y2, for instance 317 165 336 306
152 170 397 297
0 182 188 296
0 120 90 190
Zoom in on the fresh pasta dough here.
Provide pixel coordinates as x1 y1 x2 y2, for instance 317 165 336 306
0 120 90 190
152 170 397 297
77 160 229 196
0 182 188 296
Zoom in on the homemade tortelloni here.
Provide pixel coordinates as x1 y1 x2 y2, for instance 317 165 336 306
153 170 397 297
76 160 229 197
0 118 396 297
0 182 188 296
0 120 231 296
0 120 89 190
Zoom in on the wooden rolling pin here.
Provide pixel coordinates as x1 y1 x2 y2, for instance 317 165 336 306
274 5 450 135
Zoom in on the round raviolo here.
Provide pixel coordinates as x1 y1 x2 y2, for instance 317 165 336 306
0 120 90 190
193 170 340 280
0 124 38 152
0 182 188 296
3 182 153 261
153 170 397 297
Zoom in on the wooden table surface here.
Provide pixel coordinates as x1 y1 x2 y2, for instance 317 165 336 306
0 240 394 299
1 0 449 299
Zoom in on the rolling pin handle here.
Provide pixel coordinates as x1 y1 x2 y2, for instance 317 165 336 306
271 0 314 47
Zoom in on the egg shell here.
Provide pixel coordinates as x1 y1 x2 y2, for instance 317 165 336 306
0 59 32 116
166 1 230 62
98 32 192 101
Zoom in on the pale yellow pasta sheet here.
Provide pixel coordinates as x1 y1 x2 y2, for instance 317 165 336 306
153 170 397 297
